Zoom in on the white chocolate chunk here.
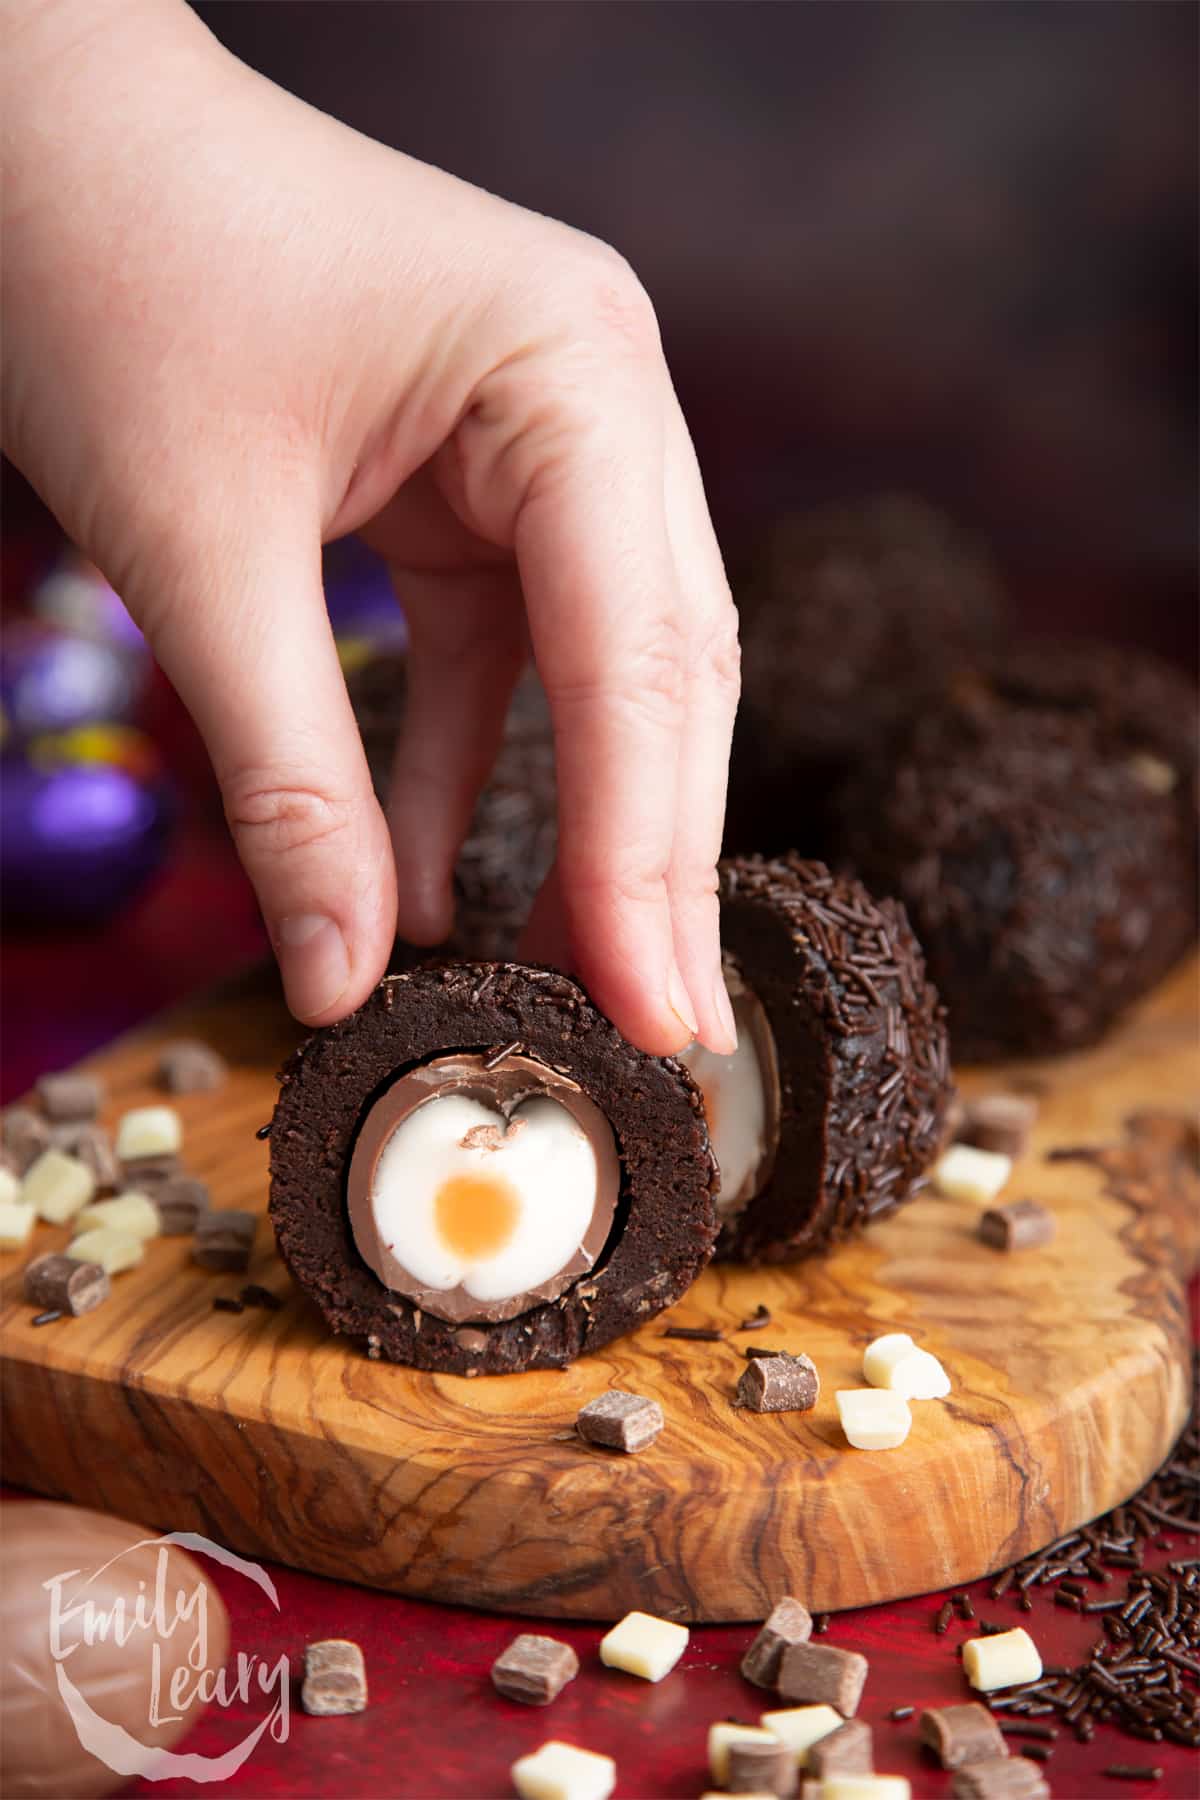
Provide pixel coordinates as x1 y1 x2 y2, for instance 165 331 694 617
115 1105 183 1161
863 1335 950 1399
817 1779 911 1800
890 1347 950 1399
22 1148 96 1224
77 1192 160 1240
678 969 777 1218
931 1144 1012 1205
963 1625 1042 1692
1129 751 1176 794
511 1740 616 1800
760 1704 842 1766
599 1610 688 1681
0 1167 21 1208
371 1093 597 1302
66 1226 144 1274
709 1723 780 1784
836 1389 912 1450
862 1332 914 1387
0 1198 36 1248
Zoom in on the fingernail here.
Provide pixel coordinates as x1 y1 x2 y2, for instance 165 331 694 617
275 913 350 1020
666 960 699 1044
711 972 739 1055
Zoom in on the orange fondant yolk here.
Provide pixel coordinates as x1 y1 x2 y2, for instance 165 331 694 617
434 1172 521 1260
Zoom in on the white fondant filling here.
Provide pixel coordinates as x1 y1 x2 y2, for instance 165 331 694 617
369 1092 598 1301
679 979 775 1217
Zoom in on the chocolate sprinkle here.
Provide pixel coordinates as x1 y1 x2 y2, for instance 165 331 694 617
739 1305 772 1331
30 1310 62 1327
240 1283 283 1311
213 1296 244 1314
663 1325 724 1342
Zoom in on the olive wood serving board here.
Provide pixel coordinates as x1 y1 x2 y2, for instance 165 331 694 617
2 957 1196 1622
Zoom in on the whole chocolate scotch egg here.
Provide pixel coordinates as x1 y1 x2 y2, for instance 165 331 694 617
678 856 952 1262
840 652 1198 1061
269 962 718 1373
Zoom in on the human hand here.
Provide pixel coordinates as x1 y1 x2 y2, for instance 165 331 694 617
2 0 739 1055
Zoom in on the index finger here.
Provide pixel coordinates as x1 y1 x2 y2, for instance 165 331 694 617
515 402 705 1056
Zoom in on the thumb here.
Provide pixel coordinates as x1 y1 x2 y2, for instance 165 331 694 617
124 524 397 1024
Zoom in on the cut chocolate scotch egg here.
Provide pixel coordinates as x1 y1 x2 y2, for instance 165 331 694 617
678 856 952 1262
269 963 718 1373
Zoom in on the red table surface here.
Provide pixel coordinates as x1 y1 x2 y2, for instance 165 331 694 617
2 680 1197 1799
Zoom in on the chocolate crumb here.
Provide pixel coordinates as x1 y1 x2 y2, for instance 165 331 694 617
213 1296 244 1314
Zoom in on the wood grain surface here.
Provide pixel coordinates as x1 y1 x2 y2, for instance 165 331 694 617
2 958 1196 1622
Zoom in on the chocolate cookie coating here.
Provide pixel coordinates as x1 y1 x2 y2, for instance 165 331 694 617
349 660 556 961
715 856 952 1263
269 962 718 1373
728 495 1005 857
841 690 1197 1062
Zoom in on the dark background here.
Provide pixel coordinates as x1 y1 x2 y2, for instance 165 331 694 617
189 0 1198 657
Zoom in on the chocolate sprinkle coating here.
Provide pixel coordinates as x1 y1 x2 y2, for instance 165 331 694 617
840 688 1197 1061
269 961 719 1374
717 855 951 1263
728 494 1005 856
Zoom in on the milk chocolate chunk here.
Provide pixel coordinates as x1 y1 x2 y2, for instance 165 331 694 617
777 1642 869 1716
576 1390 663 1453
919 1703 1008 1769
158 1038 228 1093
23 1252 111 1317
120 1153 182 1190
978 1200 1056 1253
2 1106 49 1173
741 1597 814 1689
951 1758 1049 1800
155 1174 212 1235
491 1633 579 1705
727 1736 798 1797
959 1094 1038 1159
269 961 718 1375
36 1070 103 1121
59 1122 120 1193
736 1352 819 1415
711 858 951 1264
301 1639 367 1715
193 1208 256 1271
807 1720 873 1778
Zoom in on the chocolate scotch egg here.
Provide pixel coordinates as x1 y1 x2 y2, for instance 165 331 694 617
727 495 1005 857
840 677 1197 1062
678 856 953 1263
269 962 718 1373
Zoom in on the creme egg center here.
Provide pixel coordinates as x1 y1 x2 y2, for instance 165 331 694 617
679 962 779 1218
434 1169 521 1261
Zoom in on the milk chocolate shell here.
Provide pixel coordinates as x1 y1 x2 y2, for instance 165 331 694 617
727 495 1005 857
714 856 952 1263
269 962 718 1373
840 690 1197 1062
